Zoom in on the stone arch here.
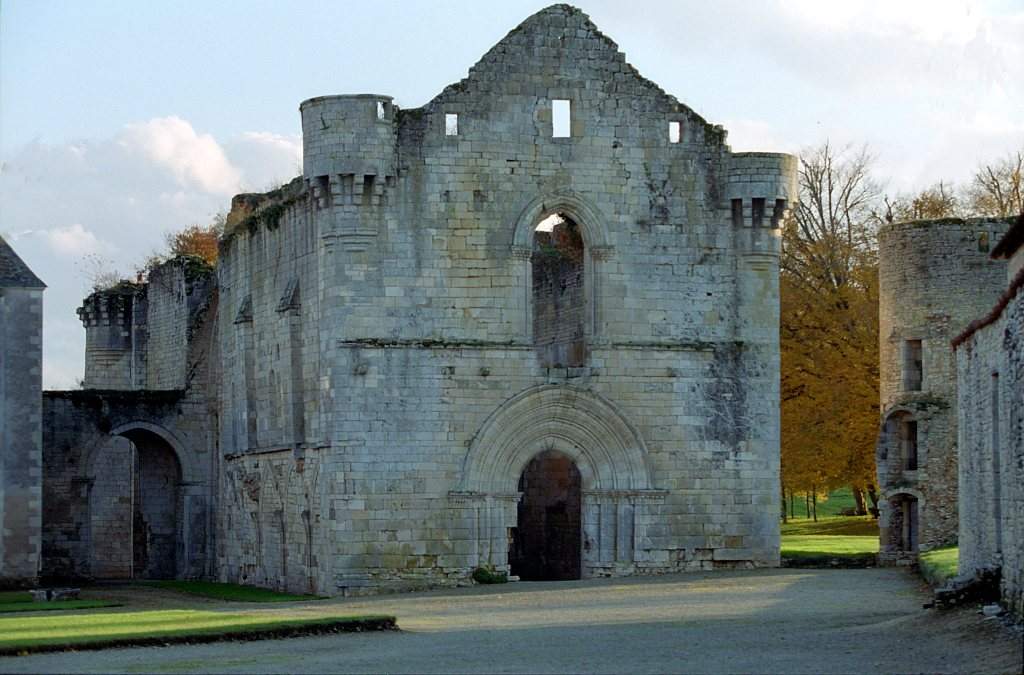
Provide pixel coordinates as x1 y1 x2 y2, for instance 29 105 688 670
459 384 652 494
878 408 921 479
508 192 614 343
881 489 922 557
84 421 205 580
109 421 200 485
510 191 612 251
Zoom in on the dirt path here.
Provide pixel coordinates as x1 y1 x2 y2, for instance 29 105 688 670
2 569 1020 674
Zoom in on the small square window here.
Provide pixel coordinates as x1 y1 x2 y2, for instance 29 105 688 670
445 113 459 136
552 99 571 138
669 121 681 144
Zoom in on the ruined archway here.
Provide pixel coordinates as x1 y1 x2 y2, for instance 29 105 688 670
879 488 923 564
510 450 582 580
88 423 189 579
455 385 663 578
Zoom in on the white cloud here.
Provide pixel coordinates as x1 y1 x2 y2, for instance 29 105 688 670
0 119 300 389
45 223 103 257
224 131 302 192
122 116 242 195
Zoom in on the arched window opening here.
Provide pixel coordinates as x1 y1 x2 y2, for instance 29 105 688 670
882 411 919 477
532 213 586 367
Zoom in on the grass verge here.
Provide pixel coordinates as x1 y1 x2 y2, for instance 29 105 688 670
138 580 323 602
0 591 120 614
919 546 958 586
0 609 396 656
781 516 878 567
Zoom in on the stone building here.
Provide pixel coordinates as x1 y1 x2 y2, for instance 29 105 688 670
40 257 216 581
214 3 795 594
953 213 1024 619
32 4 797 594
0 236 45 587
876 218 1011 565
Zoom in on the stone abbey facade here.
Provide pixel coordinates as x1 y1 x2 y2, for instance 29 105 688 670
875 218 1011 565
5 5 798 593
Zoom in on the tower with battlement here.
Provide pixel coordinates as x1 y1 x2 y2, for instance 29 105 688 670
211 4 796 595
876 217 1012 564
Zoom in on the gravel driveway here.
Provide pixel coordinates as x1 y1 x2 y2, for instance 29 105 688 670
2 568 1020 674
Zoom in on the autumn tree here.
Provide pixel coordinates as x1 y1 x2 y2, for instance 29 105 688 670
780 142 881 518
883 181 962 222
138 214 224 276
965 149 1023 217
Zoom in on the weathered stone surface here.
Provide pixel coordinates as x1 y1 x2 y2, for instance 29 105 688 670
39 256 217 582
954 215 1024 620
30 5 796 595
0 235 45 588
876 218 1011 565
214 4 795 595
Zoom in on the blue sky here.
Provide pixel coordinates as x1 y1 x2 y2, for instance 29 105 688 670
2 0 1023 387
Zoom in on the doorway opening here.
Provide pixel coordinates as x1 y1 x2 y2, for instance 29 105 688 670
532 213 586 367
90 427 182 579
889 493 919 553
509 450 582 581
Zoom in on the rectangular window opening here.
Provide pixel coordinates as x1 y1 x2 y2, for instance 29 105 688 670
362 174 376 203
901 420 918 471
903 339 923 391
315 175 331 209
376 101 386 121
731 199 743 227
669 121 681 144
445 113 459 136
772 199 787 228
552 99 571 138
751 198 765 227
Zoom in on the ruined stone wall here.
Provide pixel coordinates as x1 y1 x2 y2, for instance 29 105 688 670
0 286 44 586
955 232 1024 619
215 4 796 595
876 218 1010 563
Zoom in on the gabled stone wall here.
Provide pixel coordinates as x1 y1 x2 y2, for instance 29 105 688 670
214 4 795 595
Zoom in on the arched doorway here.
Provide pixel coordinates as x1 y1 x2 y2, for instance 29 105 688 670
886 492 919 555
89 427 183 579
510 450 582 580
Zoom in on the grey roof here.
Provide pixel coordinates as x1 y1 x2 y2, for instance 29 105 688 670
0 234 46 289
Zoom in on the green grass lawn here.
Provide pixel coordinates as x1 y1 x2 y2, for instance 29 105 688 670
0 590 120 614
0 609 394 654
783 487 862 519
781 515 878 563
138 580 324 602
919 546 958 586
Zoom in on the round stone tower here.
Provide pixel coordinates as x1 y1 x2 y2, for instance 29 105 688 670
876 217 1011 564
77 284 147 390
300 94 397 181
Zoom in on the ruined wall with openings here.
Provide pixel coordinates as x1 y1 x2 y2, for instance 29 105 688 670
955 219 1024 619
214 4 796 596
39 256 219 582
876 217 1011 564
